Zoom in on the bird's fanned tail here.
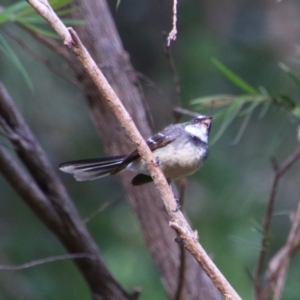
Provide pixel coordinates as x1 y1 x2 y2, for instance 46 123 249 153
59 155 126 181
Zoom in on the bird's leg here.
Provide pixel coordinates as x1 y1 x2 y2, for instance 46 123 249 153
168 180 181 212
174 236 184 245
156 158 180 212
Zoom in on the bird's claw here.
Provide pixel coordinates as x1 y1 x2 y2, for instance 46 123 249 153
155 157 160 166
172 198 181 212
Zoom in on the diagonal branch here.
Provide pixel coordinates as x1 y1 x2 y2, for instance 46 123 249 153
257 201 300 300
26 0 241 298
254 145 300 299
70 1 219 298
0 81 133 299
0 253 93 270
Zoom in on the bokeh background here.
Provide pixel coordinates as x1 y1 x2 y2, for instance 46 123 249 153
1 0 300 299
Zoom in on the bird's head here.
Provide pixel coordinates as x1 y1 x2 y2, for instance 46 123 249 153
184 115 212 143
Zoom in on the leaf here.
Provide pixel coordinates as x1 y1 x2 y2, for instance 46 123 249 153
0 1 29 16
0 33 33 90
0 14 9 24
17 16 84 26
2 0 74 20
210 99 244 144
50 0 72 9
259 102 271 119
116 0 122 9
190 94 236 108
13 5 35 17
18 22 59 39
273 210 290 217
17 16 48 24
18 0 70 17
0 1 29 24
250 218 263 234
231 108 253 145
257 85 269 96
279 62 300 88
56 7 78 17
60 19 85 26
291 106 300 118
273 94 297 111
239 96 266 116
212 58 258 95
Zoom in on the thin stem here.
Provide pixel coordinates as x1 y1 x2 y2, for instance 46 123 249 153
254 145 300 299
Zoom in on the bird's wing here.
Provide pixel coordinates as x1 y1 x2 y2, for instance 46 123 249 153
112 125 182 174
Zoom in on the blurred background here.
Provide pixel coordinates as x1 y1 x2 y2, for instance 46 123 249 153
1 0 300 299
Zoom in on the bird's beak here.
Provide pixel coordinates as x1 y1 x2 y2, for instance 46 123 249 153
200 116 212 128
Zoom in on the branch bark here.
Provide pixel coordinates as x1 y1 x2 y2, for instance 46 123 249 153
26 0 241 299
256 201 300 300
0 81 133 300
254 146 300 300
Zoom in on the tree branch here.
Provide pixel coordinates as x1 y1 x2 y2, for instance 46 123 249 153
254 145 300 299
167 0 178 46
26 0 241 298
174 179 187 300
0 253 93 270
0 81 133 299
256 200 300 300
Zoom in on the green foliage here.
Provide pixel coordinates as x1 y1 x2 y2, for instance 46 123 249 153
0 0 84 35
116 0 122 10
191 59 300 144
0 32 33 90
211 58 258 95
0 0 84 89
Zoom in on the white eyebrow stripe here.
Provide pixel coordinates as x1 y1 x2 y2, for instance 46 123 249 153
185 125 208 143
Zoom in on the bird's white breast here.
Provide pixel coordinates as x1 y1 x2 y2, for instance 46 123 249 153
128 142 207 180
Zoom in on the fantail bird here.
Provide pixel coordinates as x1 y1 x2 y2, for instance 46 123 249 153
59 115 212 186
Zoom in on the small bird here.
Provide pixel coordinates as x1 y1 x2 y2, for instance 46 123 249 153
59 115 212 186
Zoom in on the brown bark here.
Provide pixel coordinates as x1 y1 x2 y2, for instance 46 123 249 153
0 82 133 300
71 1 220 299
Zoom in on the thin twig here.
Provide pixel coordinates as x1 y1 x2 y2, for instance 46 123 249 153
173 106 200 120
135 71 168 104
0 253 93 270
163 33 181 110
174 236 186 300
257 201 300 300
167 0 178 46
178 178 187 208
254 146 300 298
83 195 121 223
27 1 241 298
99 66 169 105
175 178 187 300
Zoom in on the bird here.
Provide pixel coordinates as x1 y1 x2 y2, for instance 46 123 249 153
59 115 212 186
